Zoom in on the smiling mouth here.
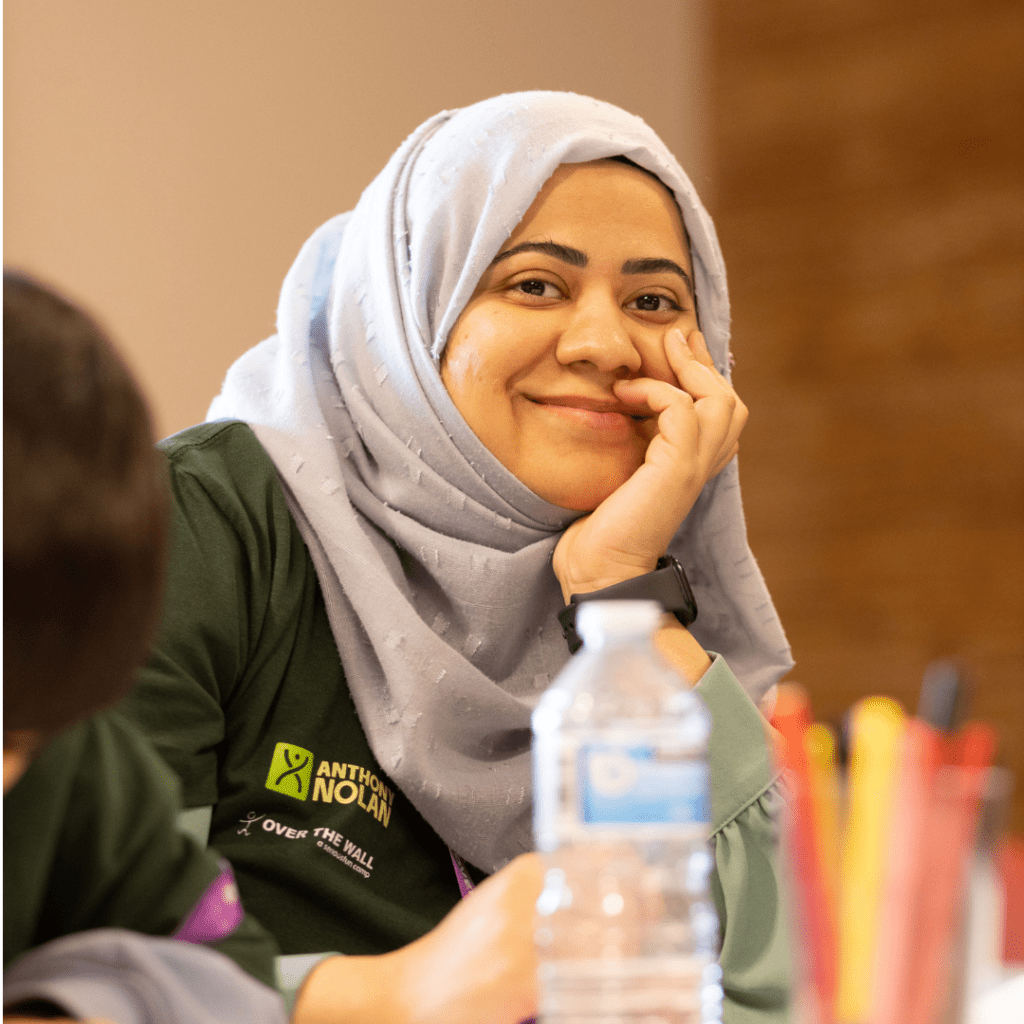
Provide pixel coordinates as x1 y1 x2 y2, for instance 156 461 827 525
527 395 652 424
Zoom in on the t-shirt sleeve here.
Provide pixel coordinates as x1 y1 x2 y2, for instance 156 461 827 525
115 422 301 807
2 713 280 988
696 656 793 1024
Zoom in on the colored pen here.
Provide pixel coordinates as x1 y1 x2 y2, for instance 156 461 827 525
870 662 965 1024
835 697 906 1024
804 722 841 916
774 684 837 1024
907 721 997 1024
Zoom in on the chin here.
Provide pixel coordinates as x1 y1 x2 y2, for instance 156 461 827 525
554 494 605 513
535 473 631 513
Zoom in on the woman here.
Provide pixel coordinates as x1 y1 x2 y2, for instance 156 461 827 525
118 92 794 1022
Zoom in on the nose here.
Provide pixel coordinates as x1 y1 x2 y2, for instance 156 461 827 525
554 294 642 375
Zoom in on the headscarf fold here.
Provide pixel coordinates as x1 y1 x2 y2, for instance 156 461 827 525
209 91 793 872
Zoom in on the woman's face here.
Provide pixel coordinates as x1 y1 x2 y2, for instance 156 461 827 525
441 159 698 511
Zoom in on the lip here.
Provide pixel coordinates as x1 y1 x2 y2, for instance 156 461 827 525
526 394 651 429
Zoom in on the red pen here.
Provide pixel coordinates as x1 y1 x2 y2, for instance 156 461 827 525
906 721 997 1024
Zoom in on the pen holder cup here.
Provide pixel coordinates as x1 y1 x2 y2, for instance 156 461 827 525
786 764 1014 1024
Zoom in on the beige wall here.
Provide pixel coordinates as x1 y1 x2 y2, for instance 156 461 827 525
5 0 709 439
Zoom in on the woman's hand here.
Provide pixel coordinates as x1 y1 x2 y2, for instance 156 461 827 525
553 328 746 601
293 853 543 1024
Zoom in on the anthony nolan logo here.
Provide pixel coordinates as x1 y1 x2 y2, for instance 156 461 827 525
265 742 314 801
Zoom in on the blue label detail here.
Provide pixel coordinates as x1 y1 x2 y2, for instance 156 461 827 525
580 743 710 825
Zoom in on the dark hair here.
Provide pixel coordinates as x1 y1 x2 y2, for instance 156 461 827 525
3 271 169 733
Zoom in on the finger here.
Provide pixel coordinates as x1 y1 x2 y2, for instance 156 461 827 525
613 376 732 458
665 330 747 461
716 394 748 461
613 376 742 493
710 440 740 478
612 374 690 413
618 376 732 478
664 327 696 371
671 326 722 378
686 329 718 372
665 330 732 401
657 380 742 482
696 393 745 478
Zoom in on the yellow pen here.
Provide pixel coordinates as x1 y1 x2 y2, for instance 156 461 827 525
835 697 906 1023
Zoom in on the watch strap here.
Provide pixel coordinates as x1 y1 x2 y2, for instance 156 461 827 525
557 555 698 654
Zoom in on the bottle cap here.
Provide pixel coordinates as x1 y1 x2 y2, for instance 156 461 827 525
576 600 662 646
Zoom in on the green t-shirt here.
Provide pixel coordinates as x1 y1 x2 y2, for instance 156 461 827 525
116 420 791 1020
116 421 467 959
2 711 278 988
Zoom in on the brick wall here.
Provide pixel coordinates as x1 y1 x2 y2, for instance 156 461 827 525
711 0 1023 828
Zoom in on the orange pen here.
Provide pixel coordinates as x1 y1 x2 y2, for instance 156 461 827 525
774 684 837 1024
804 722 841 915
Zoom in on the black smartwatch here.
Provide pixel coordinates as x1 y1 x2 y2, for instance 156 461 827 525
557 554 698 654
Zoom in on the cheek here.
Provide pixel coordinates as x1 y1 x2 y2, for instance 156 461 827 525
441 338 479 401
443 314 519 404
442 321 489 407
441 327 517 454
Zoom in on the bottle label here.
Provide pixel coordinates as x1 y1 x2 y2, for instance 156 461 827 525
579 744 710 825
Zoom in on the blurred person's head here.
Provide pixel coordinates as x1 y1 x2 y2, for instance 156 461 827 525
3 271 169 791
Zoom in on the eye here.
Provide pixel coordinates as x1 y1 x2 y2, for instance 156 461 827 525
512 279 562 299
627 293 680 313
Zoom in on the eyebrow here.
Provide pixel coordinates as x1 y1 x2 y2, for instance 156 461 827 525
490 242 694 295
622 257 694 296
490 241 587 267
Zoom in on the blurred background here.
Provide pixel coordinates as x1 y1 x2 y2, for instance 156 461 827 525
5 0 1022 828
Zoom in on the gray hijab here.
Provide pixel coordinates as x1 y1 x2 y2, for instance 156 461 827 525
208 91 793 872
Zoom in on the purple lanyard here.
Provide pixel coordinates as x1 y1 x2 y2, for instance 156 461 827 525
449 849 476 897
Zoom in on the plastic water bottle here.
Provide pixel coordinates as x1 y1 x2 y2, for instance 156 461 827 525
532 600 723 1024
